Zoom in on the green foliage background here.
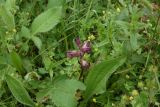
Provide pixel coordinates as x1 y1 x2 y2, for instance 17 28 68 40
0 0 160 107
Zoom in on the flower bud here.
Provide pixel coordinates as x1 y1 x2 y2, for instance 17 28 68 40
67 50 83 58
129 96 134 100
80 59 90 70
75 37 81 48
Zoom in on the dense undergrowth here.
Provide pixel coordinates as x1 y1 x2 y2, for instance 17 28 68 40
0 0 160 107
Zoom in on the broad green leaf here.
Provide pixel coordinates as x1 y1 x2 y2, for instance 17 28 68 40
84 56 126 101
47 0 72 8
31 36 42 50
0 4 15 30
51 78 85 107
31 7 62 35
37 76 86 107
94 77 107 94
66 0 72 2
20 26 31 39
10 52 25 74
6 75 35 107
36 88 52 103
47 0 65 9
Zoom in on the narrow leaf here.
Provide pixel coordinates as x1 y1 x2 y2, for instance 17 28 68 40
31 7 62 35
84 56 126 101
6 75 35 107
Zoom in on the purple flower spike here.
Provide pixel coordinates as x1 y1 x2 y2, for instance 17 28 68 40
67 37 92 70
81 41 91 53
80 59 90 70
67 50 82 58
75 37 81 48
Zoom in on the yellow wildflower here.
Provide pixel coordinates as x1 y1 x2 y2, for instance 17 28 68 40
12 29 17 33
92 98 97 103
131 90 139 96
117 8 120 12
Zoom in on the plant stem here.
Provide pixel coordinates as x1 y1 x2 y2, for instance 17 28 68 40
154 71 160 91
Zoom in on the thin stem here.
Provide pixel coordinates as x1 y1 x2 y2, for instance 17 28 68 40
154 14 160 36
108 20 114 47
154 71 160 91
144 49 151 69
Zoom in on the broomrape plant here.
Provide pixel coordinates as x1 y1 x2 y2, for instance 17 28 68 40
0 0 160 107
67 37 91 70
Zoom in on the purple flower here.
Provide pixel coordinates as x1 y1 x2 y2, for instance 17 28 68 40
75 37 81 48
81 41 91 53
67 37 92 70
80 59 90 70
67 50 83 58
67 38 91 59
75 38 91 53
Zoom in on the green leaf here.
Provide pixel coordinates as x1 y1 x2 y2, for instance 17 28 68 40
43 56 52 70
66 0 72 2
47 0 65 9
6 75 35 107
20 26 31 39
115 20 129 35
37 76 86 107
5 0 16 11
31 36 42 50
51 78 85 107
0 54 10 69
0 4 15 30
130 34 138 51
94 77 107 94
84 56 126 101
47 0 72 9
10 52 25 74
31 7 62 35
